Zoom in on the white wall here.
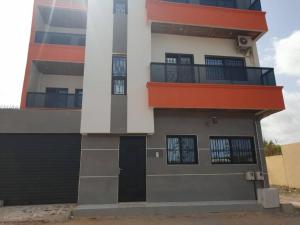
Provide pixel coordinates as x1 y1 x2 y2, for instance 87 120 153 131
81 0 113 133
127 0 154 133
36 75 83 93
151 33 259 67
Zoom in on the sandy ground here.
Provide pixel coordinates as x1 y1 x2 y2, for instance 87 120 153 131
1 212 300 225
1 189 300 225
279 188 300 207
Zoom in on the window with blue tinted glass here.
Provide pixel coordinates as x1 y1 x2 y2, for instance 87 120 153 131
112 55 127 95
167 136 198 164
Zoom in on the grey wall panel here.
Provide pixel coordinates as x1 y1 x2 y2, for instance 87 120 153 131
81 134 119 149
80 150 119 176
110 95 127 133
146 109 264 202
147 174 257 202
113 14 127 53
78 177 118 204
0 109 80 133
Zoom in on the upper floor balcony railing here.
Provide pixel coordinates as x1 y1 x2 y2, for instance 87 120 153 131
150 63 276 86
26 92 82 109
164 0 262 11
35 31 86 46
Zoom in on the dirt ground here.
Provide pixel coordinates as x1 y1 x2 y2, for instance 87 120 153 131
1 212 300 225
1 188 300 225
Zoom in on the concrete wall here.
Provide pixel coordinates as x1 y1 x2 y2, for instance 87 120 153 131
151 33 259 67
146 109 263 202
0 109 81 133
266 155 288 187
266 143 300 189
81 0 113 133
78 110 265 204
78 135 119 204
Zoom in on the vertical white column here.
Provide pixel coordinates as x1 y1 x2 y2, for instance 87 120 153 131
81 0 114 133
127 0 154 134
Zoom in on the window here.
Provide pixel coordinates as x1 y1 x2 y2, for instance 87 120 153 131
167 136 198 164
205 56 247 81
114 0 127 14
112 55 127 95
165 53 195 83
210 137 256 164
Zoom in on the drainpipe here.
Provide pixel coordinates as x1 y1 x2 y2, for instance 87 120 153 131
254 116 269 188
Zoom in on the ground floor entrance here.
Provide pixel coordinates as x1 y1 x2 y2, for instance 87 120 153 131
118 136 146 202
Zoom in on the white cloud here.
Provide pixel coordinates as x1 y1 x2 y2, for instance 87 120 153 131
274 31 300 77
297 79 300 87
261 90 300 145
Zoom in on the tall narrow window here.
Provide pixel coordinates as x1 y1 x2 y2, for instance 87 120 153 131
114 0 127 14
210 137 256 164
112 55 127 95
167 135 198 164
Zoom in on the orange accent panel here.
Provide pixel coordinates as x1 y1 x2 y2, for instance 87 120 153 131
30 44 85 63
146 0 268 32
147 82 285 111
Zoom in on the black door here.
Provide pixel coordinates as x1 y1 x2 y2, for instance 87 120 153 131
165 53 195 83
119 136 146 202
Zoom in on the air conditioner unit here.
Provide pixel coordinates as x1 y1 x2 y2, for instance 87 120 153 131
245 171 255 181
237 36 253 48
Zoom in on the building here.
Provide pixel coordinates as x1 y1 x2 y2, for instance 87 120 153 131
0 0 285 210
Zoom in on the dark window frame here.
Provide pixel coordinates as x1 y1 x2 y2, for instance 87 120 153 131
112 55 127 95
113 0 128 14
209 136 257 165
205 55 246 67
165 53 194 65
166 135 198 165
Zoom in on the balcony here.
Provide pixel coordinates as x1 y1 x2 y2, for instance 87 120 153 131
35 31 86 46
147 0 268 39
147 63 285 115
26 92 82 109
151 63 276 85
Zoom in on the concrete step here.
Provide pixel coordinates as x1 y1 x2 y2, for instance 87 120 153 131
73 201 262 217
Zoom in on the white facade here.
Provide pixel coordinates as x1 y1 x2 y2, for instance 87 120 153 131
81 0 114 133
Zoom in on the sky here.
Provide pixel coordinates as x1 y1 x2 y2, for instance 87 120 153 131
0 0 299 144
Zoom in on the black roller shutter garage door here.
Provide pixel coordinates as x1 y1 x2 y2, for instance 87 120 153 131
0 134 81 206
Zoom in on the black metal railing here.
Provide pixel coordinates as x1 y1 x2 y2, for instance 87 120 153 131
35 31 86 46
26 92 82 109
164 0 262 11
150 63 276 86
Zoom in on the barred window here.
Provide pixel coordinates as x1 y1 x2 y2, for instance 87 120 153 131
114 0 127 14
210 137 256 164
112 56 126 77
112 55 127 95
167 136 198 164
